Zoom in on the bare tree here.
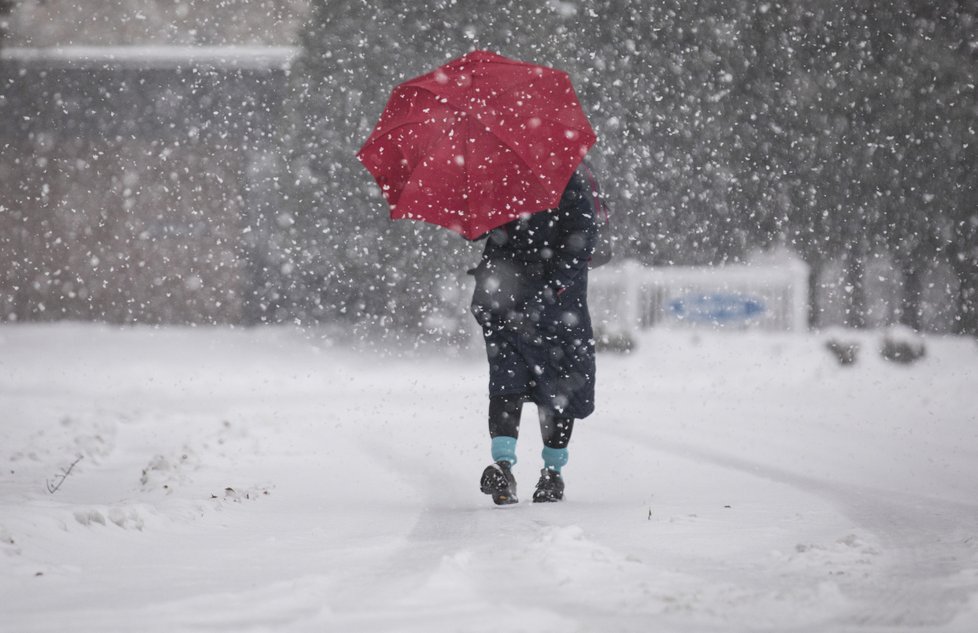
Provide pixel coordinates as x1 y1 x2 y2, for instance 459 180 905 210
0 0 14 45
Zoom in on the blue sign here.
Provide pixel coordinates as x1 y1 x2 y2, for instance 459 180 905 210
668 293 766 324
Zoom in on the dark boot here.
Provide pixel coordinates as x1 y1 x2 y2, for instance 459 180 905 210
532 468 564 502
480 461 518 505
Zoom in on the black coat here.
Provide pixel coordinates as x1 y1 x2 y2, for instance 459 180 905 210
470 170 597 420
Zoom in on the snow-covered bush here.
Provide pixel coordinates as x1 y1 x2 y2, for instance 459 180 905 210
880 326 926 365
825 338 860 366
594 327 635 354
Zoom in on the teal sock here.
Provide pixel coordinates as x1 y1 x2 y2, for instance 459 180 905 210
491 436 517 466
542 446 568 472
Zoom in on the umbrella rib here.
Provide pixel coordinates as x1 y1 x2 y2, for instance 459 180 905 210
471 125 560 208
392 81 467 114
359 118 426 156
517 112 596 142
479 74 595 175
477 117 592 198
407 69 555 114
483 73 594 139
361 84 463 145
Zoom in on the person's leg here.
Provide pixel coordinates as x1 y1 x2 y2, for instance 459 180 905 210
539 408 574 472
481 393 523 505
488 393 523 465
533 408 573 502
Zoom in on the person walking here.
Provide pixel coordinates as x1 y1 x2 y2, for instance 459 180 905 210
470 166 599 504
358 50 601 504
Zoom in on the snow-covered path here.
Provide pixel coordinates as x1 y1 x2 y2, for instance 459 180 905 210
1 325 977 632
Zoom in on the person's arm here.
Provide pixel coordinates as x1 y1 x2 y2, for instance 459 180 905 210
548 171 598 297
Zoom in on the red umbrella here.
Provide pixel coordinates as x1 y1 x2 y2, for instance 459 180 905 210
357 50 596 240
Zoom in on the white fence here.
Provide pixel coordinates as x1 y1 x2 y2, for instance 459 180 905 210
589 253 810 333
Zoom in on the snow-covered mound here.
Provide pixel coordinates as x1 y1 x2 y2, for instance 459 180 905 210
1 324 976 632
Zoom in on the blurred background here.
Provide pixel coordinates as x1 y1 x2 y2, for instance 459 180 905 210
1 0 976 342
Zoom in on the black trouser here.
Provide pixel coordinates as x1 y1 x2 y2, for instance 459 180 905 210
488 394 574 449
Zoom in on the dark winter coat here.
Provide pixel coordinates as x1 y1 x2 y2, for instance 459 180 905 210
470 169 598 420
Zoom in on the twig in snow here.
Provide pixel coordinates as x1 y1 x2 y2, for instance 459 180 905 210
46 456 83 494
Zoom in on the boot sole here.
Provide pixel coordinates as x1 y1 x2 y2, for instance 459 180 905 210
532 491 564 503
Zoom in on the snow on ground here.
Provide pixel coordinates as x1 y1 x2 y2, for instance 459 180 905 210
1 323 977 632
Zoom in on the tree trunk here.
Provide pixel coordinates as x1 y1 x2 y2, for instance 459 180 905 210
807 260 821 329
954 267 978 337
948 236 978 337
844 247 867 329
0 1 11 45
899 259 924 331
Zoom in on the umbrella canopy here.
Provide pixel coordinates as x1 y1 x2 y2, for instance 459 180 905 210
357 50 596 240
